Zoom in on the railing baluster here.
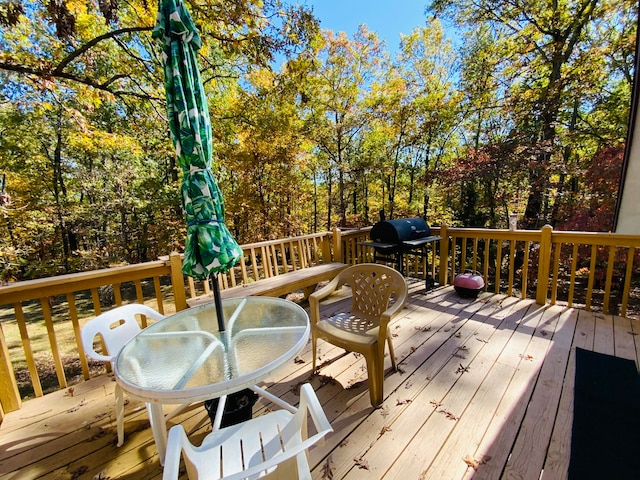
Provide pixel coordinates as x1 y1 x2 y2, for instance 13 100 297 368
67 293 89 380
483 238 490 293
113 283 122 305
14 303 43 396
40 297 67 389
568 244 578 307
495 240 503 294
521 240 530 299
604 246 616 314
621 247 634 317
508 239 516 297
550 242 561 305
250 247 259 280
586 244 598 311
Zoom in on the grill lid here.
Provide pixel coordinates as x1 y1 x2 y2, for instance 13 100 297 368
370 218 431 244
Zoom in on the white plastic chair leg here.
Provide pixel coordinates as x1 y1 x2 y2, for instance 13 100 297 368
147 402 168 465
115 384 125 447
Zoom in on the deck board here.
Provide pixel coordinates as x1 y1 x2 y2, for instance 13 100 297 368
1 281 639 480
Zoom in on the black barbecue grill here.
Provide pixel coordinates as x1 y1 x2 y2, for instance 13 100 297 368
359 217 441 287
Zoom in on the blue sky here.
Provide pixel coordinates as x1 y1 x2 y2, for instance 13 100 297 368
301 0 430 54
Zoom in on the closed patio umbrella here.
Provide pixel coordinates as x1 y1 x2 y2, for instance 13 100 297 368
153 0 242 331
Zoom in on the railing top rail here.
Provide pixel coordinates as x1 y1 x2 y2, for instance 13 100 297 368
445 228 541 240
239 231 332 249
443 226 640 247
550 230 640 247
0 259 171 306
338 227 372 237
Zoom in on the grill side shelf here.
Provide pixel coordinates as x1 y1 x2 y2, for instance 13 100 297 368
401 236 442 248
357 241 398 250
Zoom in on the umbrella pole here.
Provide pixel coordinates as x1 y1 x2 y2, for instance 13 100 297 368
210 274 226 332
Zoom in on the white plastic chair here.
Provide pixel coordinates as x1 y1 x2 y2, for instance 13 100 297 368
162 383 332 480
81 303 165 447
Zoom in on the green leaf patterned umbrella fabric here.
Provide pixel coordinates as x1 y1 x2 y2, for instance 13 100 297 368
153 0 242 280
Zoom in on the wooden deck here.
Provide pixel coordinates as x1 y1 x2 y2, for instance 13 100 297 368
2 279 639 480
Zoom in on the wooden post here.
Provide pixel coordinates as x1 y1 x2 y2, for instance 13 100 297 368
332 228 343 263
169 252 188 311
438 224 449 286
536 225 553 306
0 321 21 415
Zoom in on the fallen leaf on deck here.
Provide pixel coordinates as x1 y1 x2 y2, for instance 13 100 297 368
439 409 458 420
519 354 534 361
294 356 305 364
463 454 480 470
314 373 337 386
380 425 392 435
455 332 462 338
66 387 75 397
456 363 470 374
90 427 108 440
290 382 305 395
396 398 412 405
430 399 443 408
70 466 88 479
354 456 370 470
67 399 88 413
322 455 334 479
463 454 490 470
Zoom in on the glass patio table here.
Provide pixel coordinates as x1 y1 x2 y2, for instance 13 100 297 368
114 296 309 465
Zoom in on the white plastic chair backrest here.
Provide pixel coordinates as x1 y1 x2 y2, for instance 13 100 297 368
81 303 165 363
162 383 332 480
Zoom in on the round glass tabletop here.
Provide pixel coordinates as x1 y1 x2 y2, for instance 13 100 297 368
114 296 309 403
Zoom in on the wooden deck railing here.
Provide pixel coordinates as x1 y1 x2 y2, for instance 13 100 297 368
0 231 341 417
1 225 639 417
340 224 640 317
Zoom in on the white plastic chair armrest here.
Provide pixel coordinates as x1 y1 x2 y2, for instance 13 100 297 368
87 350 115 363
299 383 333 440
162 425 188 480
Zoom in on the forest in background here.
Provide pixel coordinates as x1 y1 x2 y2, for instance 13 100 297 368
0 0 636 281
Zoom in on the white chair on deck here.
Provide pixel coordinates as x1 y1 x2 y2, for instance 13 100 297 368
81 303 165 447
162 383 332 480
